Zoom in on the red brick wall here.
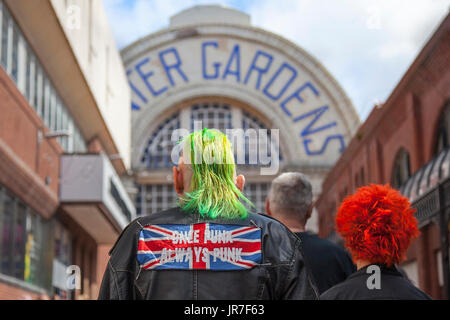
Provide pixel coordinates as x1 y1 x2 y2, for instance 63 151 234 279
0 66 61 218
0 63 62 299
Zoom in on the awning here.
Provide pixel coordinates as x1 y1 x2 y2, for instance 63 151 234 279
400 147 450 225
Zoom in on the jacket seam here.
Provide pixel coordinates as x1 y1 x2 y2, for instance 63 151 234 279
108 261 122 300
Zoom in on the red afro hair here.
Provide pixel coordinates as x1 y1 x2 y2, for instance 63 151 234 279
336 184 420 267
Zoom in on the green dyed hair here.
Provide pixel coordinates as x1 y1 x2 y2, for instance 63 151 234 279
177 128 254 219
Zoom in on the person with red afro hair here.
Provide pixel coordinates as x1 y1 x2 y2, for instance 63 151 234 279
320 184 431 300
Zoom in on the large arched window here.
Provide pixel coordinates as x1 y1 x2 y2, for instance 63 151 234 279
391 148 411 189
435 102 450 155
140 102 283 169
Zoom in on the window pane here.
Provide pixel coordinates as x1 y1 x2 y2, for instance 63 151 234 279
42 78 47 124
1 6 8 68
33 64 41 114
10 23 18 82
25 49 31 101
142 112 180 169
24 212 38 285
13 202 26 279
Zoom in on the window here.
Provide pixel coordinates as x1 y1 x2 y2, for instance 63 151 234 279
0 185 51 290
191 103 232 131
137 184 177 216
138 103 283 216
136 182 270 216
0 1 86 153
52 221 71 299
10 22 17 81
24 211 44 286
435 102 450 155
339 187 348 202
141 112 180 169
354 167 365 189
1 2 9 70
25 46 34 103
34 62 42 116
244 182 271 213
391 148 411 189
0 190 14 276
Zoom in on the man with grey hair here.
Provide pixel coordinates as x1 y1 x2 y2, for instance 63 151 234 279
266 172 356 294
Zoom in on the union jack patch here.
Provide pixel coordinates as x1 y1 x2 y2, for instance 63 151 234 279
137 223 262 271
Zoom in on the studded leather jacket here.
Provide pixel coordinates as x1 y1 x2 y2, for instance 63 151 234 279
98 207 319 300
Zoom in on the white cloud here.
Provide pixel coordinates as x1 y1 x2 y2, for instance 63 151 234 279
247 0 450 120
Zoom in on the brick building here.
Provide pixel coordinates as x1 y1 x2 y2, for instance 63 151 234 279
0 0 134 299
316 12 450 299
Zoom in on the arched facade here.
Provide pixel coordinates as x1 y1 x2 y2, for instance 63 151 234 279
122 6 360 232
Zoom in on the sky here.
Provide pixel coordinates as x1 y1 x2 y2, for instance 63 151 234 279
102 0 450 121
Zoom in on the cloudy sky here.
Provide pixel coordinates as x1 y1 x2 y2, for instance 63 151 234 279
102 0 450 121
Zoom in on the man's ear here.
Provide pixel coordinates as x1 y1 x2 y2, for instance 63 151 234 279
265 197 272 216
173 166 184 196
235 174 245 192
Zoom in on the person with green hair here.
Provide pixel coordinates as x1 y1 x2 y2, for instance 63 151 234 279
173 128 252 220
99 128 318 300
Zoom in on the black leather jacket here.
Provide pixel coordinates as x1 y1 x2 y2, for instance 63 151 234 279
98 207 319 300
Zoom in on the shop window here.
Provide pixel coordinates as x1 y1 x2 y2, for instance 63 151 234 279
0 185 51 290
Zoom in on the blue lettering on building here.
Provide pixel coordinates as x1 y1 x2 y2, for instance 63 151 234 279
159 47 189 86
135 58 168 97
243 50 273 90
294 106 337 137
129 41 346 156
202 41 221 79
304 135 345 155
280 82 319 117
127 69 148 111
222 44 241 82
263 62 297 101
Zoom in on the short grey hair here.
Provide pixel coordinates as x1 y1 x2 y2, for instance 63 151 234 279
268 172 313 220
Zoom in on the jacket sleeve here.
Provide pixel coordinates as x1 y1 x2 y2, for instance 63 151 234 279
98 219 140 300
282 236 320 300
